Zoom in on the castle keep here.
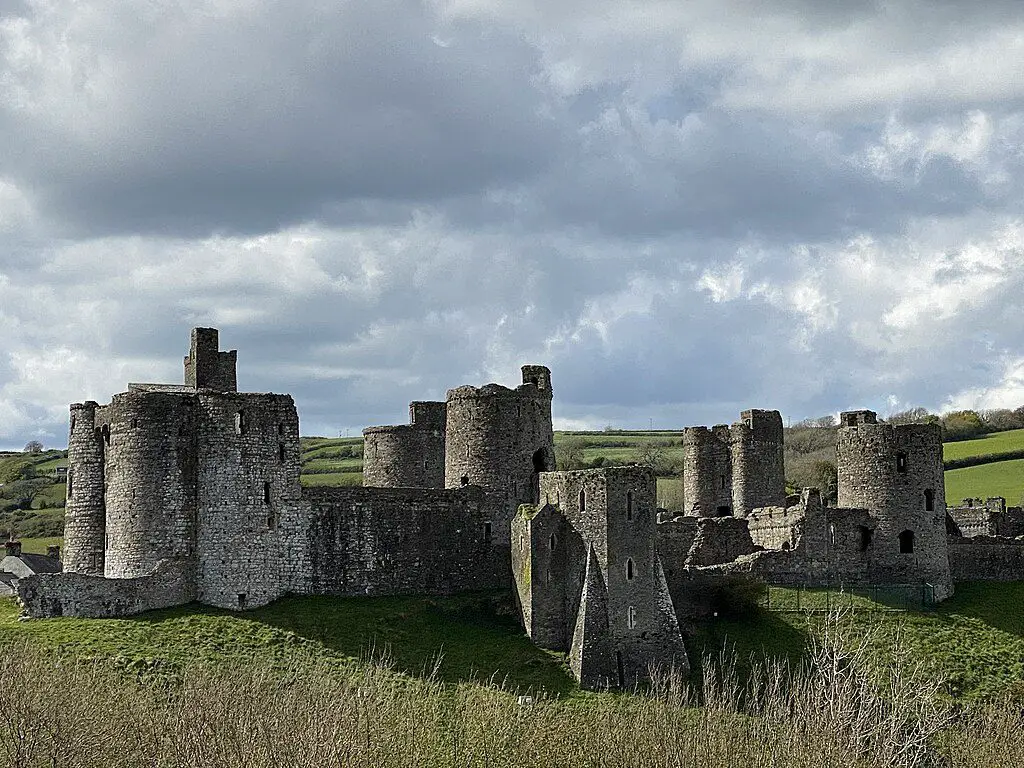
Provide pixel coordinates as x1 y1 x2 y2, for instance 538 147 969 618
17 328 1024 689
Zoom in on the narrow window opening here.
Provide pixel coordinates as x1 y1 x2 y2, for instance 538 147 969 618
263 482 271 504
781 541 791 551
829 523 836 546
422 459 428 470
237 593 247 609
720 474 727 489
626 558 635 581
616 651 625 688
267 509 278 530
924 489 935 512
70 415 76 431
277 423 284 435
899 529 915 554
627 490 634 521
532 448 546 473
461 475 469 487
66 470 73 499
859 526 873 552
627 605 636 629
896 452 908 473
549 533 557 550
278 444 286 463
102 426 110 446
519 534 525 553
235 411 246 435
130 418 138 429
482 522 492 544
546 568 552 585
579 489 586 513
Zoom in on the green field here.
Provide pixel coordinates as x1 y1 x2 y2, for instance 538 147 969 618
943 428 1024 462
944 458 1024 506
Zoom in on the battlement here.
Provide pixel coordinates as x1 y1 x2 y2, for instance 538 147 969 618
840 410 877 427
183 327 237 392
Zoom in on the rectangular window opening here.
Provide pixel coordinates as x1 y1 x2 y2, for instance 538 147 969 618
263 481 271 504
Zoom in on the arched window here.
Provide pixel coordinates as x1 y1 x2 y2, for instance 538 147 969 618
899 530 915 554
626 558 635 581
579 489 586 513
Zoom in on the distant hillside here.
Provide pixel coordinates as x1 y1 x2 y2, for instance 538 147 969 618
11 427 1024 538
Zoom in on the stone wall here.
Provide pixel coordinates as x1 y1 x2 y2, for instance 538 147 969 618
947 498 1024 538
301 485 503 596
193 393 303 610
684 517 757 567
948 536 1024 582
16 559 196 618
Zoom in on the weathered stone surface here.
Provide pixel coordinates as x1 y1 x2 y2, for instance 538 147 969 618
837 411 952 597
363 402 446 489
948 536 1024 582
17 559 195 618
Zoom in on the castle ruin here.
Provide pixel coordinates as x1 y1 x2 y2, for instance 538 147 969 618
16 328 1024 690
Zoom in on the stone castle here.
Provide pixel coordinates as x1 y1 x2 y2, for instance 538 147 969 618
15 328 1024 690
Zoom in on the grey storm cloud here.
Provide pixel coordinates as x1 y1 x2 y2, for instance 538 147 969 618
2 0 1024 448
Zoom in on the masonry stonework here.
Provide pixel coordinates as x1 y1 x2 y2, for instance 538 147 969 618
363 402 446 489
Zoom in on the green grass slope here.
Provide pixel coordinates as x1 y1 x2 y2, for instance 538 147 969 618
0 592 575 695
943 428 1024 462
693 581 1024 701
945 458 1024 506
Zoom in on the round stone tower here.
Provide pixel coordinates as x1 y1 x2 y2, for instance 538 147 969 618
729 409 786 518
100 391 198 578
62 402 106 575
444 365 555 547
363 401 446 488
836 410 952 598
681 425 732 517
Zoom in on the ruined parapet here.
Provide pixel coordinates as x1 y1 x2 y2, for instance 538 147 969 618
947 497 1008 538
444 365 555 549
684 517 757 567
99 391 198 579
681 425 732 517
362 401 446 489
62 402 106 575
837 410 952 598
183 327 237 392
730 409 785 518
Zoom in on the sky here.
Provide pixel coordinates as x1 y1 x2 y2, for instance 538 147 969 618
2 0 1024 449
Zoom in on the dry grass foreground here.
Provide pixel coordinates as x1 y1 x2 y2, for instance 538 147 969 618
0 617 1021 768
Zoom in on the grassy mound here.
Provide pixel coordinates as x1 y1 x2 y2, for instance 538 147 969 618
0 592 574 695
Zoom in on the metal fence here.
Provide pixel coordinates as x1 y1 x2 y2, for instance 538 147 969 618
760 582 938 613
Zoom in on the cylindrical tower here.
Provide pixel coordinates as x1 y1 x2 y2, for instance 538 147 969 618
62 402 106 574
101 392 197 578
444 365 554 547
837 410 951 597
730 409 785 517
362 401 445 488
681 426 732 516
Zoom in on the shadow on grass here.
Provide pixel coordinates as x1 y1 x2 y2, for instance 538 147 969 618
240 591 578 696
938 581 1024 638
687 607 810 693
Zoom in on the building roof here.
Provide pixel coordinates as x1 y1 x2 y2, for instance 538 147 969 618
15 553 62 574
